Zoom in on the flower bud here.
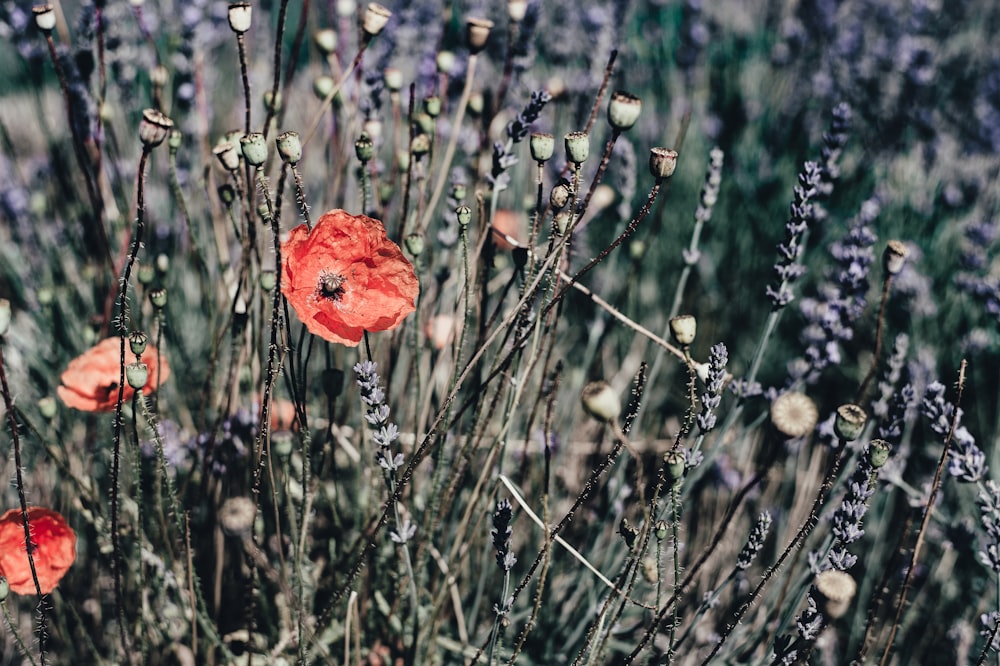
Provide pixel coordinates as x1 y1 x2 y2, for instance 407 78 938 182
384 67 403 92
883 240 909 275
404 233 425 256
669 315 696 346
313 75 335 100
126 362 149 389
508 0 527 21
451 183 467 201
139 108 174 148
436 50 456 74
564 131 589 165
0 298 10 337
649 147 678 179
354 132 374 163
581 381 620 423
129 331 148 356
275 130 302 164
608 90 642 131
240 132 268 167
423 95 442 118
314 28 338 55
149 288 167 309
322 368 345 398
553 211 573 235
466 18 493 54
655 520 668 541
530 132 554 163
456 205 472 228
32 4 56 32
263 90 281 113
362 3 391 37
227 1 252 33
549 179 572 210
814 570 857 619
833 404 867 441
868 439 891 468
259 270 277 291
168 129 182 150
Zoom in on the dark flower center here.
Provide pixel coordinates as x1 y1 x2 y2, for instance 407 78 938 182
318 271 347 301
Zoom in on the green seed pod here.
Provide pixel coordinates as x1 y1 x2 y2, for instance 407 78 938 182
275 130 302 164
137 264 156 286
240 132 268 167
564 131 590 165
149 288 168 309
466 18 494 54
168 129 182 151
423 96 442 118
456 205 472 228
665 450 686 483
834 404 867 441
213 140 242 172
384 67 403 92
259 270 277 291
313 28 338 55
649 147 678 179
549 179 572 210
313 75 335 100
436 50 456 74
126 362 149 389
868 439 891 468
451 183 467 202
410 133 431 157
129 331 148 356
607 90 642 131
38 396 57 420
530 133 554 163
405 233 425 256
355 132 374 163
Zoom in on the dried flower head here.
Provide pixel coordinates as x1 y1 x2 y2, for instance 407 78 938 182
32 4 56 31
814 570 857 619
281 210 419 346
770 391 819 439
0 507 76 594
883 240 910 275
219 497 256 537
362 3 392 37
139 109 174 148
227 1 252 33
649 147 678 179
466 18 494 54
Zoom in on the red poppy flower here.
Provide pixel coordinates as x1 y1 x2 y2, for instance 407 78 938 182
0 507 76 594
57 337 170 412
281 209 419 346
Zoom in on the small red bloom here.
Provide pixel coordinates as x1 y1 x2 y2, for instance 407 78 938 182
0 507 76 594
281 209 419 346
57 337 170 412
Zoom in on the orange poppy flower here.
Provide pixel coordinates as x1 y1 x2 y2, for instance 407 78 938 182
281 209 419 346
57 337 170 412
0 507 76 594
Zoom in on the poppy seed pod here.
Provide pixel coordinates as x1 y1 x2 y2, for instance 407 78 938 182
227 1 252 33
581 381 620 423
814 570 857 619
456 205 472 228
355 133 374 163
240 132 268 167
219 497 257 537
313 28 338 55
564 131 590 165
126 362 150 389
410 133 431 157
451 183 467 201
508 0 527 22
168 129 182 151
665 450 686 482
313 75 336 99
362 3 391 37
649 147 678 179
129 331 148 356
336 0 356 17
139 108 174 148
608 91 642 131
669 314 696 346
770 391 818 439
263 90 281 113
275 131 302 164
833 403 867 441
869 439 891 468
883 240 909 275
150 65 169 88
32 4 56 31
530 133 554 163
549 180 572 210
405 233 425 256
137 264 155 285
466 18 494 54
259 269 277 291
384 67 404 92
149 288 168 309
213 141 241 171
423 95 442 118
436 50 456 74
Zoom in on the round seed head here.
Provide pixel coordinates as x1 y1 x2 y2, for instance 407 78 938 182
814 570 857 619
466 18 494 54
868 439 891 468
410 133 431 157
259 270 277 292
883 240 909 275
553 211 573 235
423 95 442 118
581 381 620 423
335 0 356 17
168 129 182 150
275 130 302 164
549 179 572 210
665 450 686 482
32 4 56 31
436 50 456 74
608 90 642 131
38 397 57 419
564 131 590 164
404 233 425 256
213 140 241 171
649 147 678 179
126 362 149 389
313 28 338 55
149 288 168 310
219 497 257 537
669 315 697 346
313 75 336 100
139 108 174 148
239 132 268 167
150 65 169 88
227 1 252 33
833 403 868 441
384 67 404 92
129 331 148 356
362 3 391 37
456 205 472 228
354 132 374 163
530 132 555 163
770 391 818 439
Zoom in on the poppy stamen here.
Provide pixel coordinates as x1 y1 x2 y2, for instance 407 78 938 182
318 271 347 301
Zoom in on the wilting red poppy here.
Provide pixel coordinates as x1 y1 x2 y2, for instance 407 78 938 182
0 507 76 594
281 209 419 346
57 337 170 412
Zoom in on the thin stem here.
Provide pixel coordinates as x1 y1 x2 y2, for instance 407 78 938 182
856 274 894 403
263 0 290 138
237 33 251 133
